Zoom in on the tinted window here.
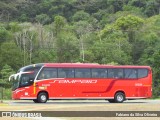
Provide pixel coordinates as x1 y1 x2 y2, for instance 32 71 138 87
92 69 107 78
75 68 91 78
124 69 137 79
37 68 57 80
138 69 148 78
19 73 34 87
108 69 123 78
20 74 30 87
58 68 74 78
12 75 20 91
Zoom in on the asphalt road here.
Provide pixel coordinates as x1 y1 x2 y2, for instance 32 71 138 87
0 99 160 120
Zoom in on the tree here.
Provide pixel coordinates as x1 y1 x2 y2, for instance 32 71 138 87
73 20 94 62
0 42 23 70
0 64 15 88
18 14 29 22
114 15 144 63
15 28 36 65
35 14 51 25
32 49 56 63
108 0 127 13
122 5 144 16
115 15 144 32
72 10 90 22
55 31 79 62
144 0 160 17
129 0 146 8
0 26 12 43
8 22 21 33
97 25 132 64
54 15 66 36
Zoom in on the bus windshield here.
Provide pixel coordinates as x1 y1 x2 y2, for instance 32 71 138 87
19 72 34 88
9 74 20 91
9 64 43 91
10 72 35 91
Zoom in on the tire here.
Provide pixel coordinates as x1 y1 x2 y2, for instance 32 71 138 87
37 92 48 103
33 99 38 103
108 99 115 103
114 92 125 103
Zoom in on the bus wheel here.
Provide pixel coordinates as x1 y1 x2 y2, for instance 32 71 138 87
33 99 38 103
108 99 115 103
114 92 125 103
37 92 47 103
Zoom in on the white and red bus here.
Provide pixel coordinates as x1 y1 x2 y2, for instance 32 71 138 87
9 63 152 103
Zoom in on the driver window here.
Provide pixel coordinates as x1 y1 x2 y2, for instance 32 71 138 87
20 74 31 87
21 76 29 85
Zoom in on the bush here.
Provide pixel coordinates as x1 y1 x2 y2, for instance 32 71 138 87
0 88 12 100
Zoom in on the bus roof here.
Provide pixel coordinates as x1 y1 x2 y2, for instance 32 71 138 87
18 63 44 72
42 63 151 69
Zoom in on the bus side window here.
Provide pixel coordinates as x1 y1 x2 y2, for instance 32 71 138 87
100 69 108 78
108 69 114 78
108 69 123 78
92 69 107 78
114 69 123 78
124 69 137 79
50 68 57 78
39 71 50 79
83 69 91 78
138 69 148 78
92 69 99 78
66 69 74 78
75 68 91 78
58 68 66 78
58 68 74 78
75 69 83 78
37 68 57 80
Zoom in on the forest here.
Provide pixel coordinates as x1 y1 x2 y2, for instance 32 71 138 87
0 0 160 98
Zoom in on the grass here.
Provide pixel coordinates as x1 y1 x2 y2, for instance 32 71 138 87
152 97 160 99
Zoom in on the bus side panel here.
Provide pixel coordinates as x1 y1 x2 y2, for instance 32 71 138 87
35 79 113 98
34 74 152 99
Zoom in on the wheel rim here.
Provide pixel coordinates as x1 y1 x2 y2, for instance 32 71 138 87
41 95 46 101
117 94 123 102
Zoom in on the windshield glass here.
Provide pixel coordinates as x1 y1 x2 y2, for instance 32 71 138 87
12 74 20 91
10 64 43 90
19 72 35 88
11 72 35 90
